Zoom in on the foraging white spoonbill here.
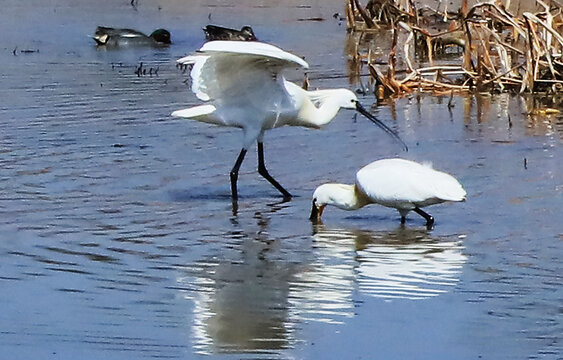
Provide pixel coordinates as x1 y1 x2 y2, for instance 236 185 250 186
310 159 466 228
172 41 407 200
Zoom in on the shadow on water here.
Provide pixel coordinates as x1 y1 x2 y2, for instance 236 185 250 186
168 186 300 203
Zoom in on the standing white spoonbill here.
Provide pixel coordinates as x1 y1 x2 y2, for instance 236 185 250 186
310 159 466 228
172 41 407 201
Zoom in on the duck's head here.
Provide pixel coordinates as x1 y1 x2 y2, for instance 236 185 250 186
240 26 257 41
93 26 111 45
150 29 171 44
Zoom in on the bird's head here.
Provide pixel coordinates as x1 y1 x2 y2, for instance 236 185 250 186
240 26 257 41
309 185 330 223
310 184 357 222
333 89 359 110
150 29 171 44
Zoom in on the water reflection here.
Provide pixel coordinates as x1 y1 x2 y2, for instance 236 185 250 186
295 225 466 311
179 213 467 354
179 209 299 355
352 227 466 299
343 27 562 141
460 93 562 139
344 28 404 80
189 258 294 355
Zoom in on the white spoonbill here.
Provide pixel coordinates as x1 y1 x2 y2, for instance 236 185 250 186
172 41 407 201
310 158 466 228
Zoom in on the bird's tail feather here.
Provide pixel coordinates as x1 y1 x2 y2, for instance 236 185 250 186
176 55 199 65
434 172 467 202
171 104 216 119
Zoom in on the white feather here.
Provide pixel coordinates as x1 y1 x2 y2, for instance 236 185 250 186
171 104 216 119
356 159 466 208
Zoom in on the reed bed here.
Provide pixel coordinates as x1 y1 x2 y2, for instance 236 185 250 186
345 0 563 99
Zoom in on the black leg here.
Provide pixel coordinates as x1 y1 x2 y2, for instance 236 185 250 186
401 216 406 224
257 142 292 199
413 207 434 228
230 149 247 201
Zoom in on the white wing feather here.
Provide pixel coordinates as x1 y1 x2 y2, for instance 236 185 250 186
177 41 308 68
121 33 143 38
177 41 308 103
171 104 216 119
356 159 466 207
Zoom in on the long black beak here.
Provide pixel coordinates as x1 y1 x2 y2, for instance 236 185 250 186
356 102 408 152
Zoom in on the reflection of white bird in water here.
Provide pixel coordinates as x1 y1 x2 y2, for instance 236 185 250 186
304 226 467 302
310 158 466 228
172 41 406 201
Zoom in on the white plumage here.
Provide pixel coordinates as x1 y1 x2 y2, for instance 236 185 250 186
310 158 466 228
172 41 406 201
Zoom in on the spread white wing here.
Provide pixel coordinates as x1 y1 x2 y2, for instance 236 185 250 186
177 41 309 104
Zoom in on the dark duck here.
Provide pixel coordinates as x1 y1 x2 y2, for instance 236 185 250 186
203 25 257 41
93 26 171 47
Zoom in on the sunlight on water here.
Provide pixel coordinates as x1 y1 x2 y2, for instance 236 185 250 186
307 226 466 302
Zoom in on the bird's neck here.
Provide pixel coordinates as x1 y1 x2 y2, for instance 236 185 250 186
285 83 344 128
325 184 370 211
307 94 342 127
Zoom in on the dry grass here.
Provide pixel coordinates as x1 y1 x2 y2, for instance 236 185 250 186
346 0 563 99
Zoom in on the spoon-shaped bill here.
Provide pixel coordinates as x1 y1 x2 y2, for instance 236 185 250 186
356 103 408 152
309 199 325 222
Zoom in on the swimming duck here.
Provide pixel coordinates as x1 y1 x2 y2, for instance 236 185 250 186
93 26 171 47
203 25 257 41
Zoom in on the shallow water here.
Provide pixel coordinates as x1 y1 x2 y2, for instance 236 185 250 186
0 0 562 359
